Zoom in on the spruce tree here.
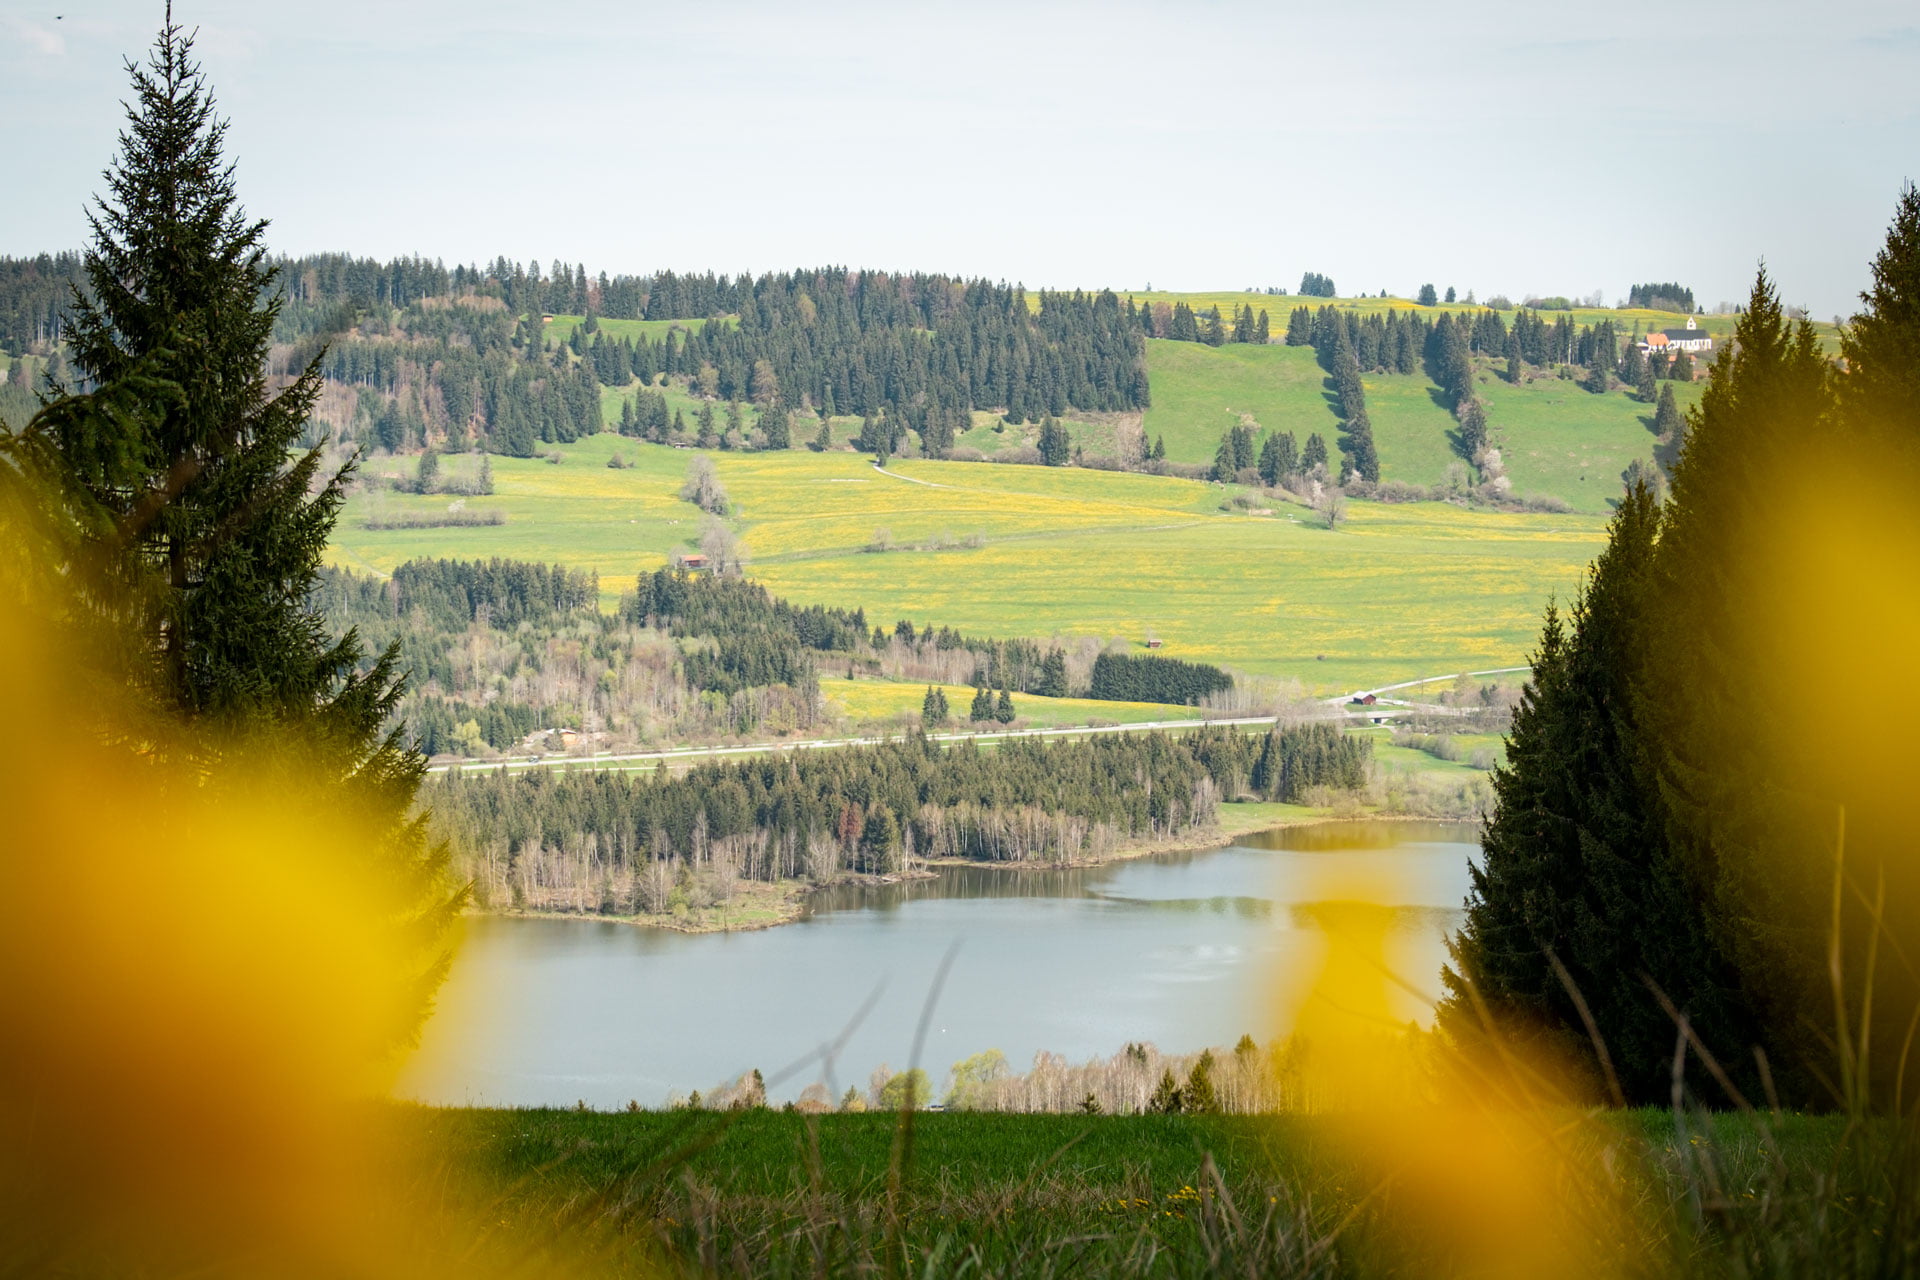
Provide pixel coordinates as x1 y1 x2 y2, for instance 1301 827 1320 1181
1641 269 1842 1103
1301 432 1329 474
1202 306 1227 346
859 807 899 873
1231 424 1255 471
994 687 1015 723
760 406 791 450
1456 398 1488 461
1441 483 1737 1103
1285 307 1312 346
1036 649 1068 698
52 15 462 1044
1037 416 1071 466
1183 1050 1220 1113
1274 430 1298 477
1341 409 1379 484
1651 383 1683 440
1838 181 1920 447
1257 432 1284 485
969 683 994 722
1212 432 1237 482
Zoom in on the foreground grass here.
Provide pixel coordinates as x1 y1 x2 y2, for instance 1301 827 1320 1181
378 1105 1905 1278
331 436 1604 692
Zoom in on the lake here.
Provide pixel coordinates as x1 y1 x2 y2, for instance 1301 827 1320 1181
395 820 1480 1108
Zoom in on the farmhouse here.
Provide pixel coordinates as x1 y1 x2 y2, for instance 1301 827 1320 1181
1641 317 1713 355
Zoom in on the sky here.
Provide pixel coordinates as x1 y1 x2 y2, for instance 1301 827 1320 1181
5 1 1917 318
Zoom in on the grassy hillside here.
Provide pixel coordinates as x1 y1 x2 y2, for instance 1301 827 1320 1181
1476 368 1701 509
333 436 1605 692
1103 288 1740 342
1140 339 1704 509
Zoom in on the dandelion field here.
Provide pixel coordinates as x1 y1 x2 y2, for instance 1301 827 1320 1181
332 435 1606 693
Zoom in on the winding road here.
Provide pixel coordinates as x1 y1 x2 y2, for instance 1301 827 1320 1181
425 661 1534 776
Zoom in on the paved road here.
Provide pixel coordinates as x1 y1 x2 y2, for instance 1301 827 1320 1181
425 663 1534 777
422 708 1444 776
1323 666 1531 708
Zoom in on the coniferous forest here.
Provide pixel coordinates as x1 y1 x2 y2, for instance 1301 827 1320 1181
426 720 1365 909
0 252 1149 458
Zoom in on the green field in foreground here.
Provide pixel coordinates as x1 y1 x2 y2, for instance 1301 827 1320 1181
381 1105 1876 1279
331 437 1603 692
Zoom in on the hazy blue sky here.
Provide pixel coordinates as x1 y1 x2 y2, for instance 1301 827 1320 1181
5 1 1916 316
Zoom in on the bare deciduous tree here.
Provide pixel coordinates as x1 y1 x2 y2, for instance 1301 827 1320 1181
679 454 729 515
699 516 747 575
1315 486 1347 530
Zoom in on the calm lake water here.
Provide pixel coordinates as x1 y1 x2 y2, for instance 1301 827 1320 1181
396 821 1480 1107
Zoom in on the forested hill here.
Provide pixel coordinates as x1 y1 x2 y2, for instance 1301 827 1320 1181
0 254 1148 456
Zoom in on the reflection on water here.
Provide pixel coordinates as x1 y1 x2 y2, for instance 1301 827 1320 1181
397 821 1480 1108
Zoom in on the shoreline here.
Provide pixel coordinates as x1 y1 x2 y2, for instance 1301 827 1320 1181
462 805 1477 936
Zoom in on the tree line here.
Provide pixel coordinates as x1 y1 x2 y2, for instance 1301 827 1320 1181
629 565 1237 705
426 719 1371 900
313 558 1248 758
1087 652 1235 705
0 251 1151 461
1137 300 1271 345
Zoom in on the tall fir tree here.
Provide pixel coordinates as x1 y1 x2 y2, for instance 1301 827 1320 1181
1212 432 1237 482
1838 182 1920 454
1441 483 1741 1102
1645 262 1914 1105
1652 383 1683 440
1341 409 1379 483
1301 432 1329 474
50 14 462 1045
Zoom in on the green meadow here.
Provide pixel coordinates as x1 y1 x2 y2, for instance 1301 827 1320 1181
542 313 723 344
539 298 1716 512
332 435 1605 693
1104 288 1738 340
1139 338 1703 507
384 1105 1879 1280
